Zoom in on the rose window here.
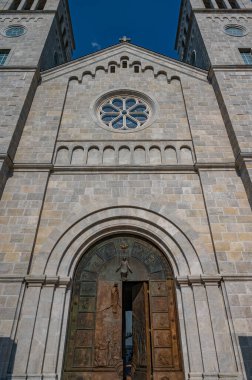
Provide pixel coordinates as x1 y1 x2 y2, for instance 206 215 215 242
99 96 150 130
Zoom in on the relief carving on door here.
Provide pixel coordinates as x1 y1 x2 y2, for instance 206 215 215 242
63 236 184 380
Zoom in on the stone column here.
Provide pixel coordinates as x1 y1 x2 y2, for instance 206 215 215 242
56 284 72 377
192 277 219 379
26 279 56 377
12 277 43 378
43 278 71 380
205 278 239 379
179 278 203 380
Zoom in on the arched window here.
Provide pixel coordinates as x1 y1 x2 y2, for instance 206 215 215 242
203 0 214 8
9 0 21 10
23 0 34 10
215 0 227 8
54 52 59 66
228 0 239 8
190 50 196 66
36 0 47 10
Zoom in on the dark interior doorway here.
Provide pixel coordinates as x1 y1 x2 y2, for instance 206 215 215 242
122 282 151 380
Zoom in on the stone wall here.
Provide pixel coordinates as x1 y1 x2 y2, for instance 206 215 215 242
0 46 252 380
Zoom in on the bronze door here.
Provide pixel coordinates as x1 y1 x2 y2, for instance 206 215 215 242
62 235 184 380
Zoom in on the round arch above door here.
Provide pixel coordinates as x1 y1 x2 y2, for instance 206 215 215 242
63 235 184 380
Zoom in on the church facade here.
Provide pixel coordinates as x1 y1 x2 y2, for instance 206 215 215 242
0 1 252 380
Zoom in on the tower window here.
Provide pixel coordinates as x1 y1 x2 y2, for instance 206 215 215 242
0 50 10 66
3 25 26 37
23 0 34 10
9 0 21 10
224 25 246 37
110 66 116 73
203 0 214 8
215 0 227 8
122 61 128 68
54 52 59 66
36 0 47 10
240 49 252 65
228 0 239 8
190 51 196 66
134 66 140 73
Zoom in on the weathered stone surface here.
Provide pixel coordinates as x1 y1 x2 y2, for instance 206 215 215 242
0 0 252 379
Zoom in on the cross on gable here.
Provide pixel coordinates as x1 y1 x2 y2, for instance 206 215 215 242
119 36 131 43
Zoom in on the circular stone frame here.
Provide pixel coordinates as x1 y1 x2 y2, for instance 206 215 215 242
2 25 27 38
91 89 157 133
223 24 247 37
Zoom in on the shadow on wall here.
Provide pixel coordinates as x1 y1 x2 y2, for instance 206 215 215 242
0 338 16 379
239 336 252 380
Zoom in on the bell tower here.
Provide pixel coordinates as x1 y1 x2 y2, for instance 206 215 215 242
0 0 74 195
176 0 252 207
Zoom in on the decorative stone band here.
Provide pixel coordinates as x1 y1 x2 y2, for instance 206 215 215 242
188 372 240 380
1 274 252 285
24 275 71 288
176 274 252 286
7 372 241 380
176 275 223 287
7 375 59 380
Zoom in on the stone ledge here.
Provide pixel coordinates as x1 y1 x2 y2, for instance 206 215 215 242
25 275 71 287
188 372 241 380
0 275 24 283
195 8 252 13
177 275 222 286
177 274 252 285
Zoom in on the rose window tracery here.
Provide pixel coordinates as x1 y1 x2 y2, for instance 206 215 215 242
99 95 150 130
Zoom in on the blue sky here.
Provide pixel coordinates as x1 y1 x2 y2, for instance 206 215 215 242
68 0 181 60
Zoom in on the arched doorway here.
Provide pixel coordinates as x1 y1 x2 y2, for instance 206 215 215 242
62 235 184 380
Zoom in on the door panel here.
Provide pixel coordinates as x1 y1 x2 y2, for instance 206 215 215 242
131 282 151 380
94 281 123 373
149 280 183 379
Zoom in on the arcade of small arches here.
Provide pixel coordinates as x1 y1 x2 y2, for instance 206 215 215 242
55 143 194 166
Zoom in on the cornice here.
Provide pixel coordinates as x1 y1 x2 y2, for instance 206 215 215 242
0 10 56 14
208 65 252 81
0 67 41 83
1 274 251 285
195 162 235 171
176 275 223 286
176 274 252 286
0 66 39 72
193 8 252 13
0 275 24 283
25 275 71 287
14 163 53 172
236 152 252 170
13 162 236 173
0 275 72 286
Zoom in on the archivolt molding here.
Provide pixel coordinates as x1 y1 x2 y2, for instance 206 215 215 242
32 203 217 277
